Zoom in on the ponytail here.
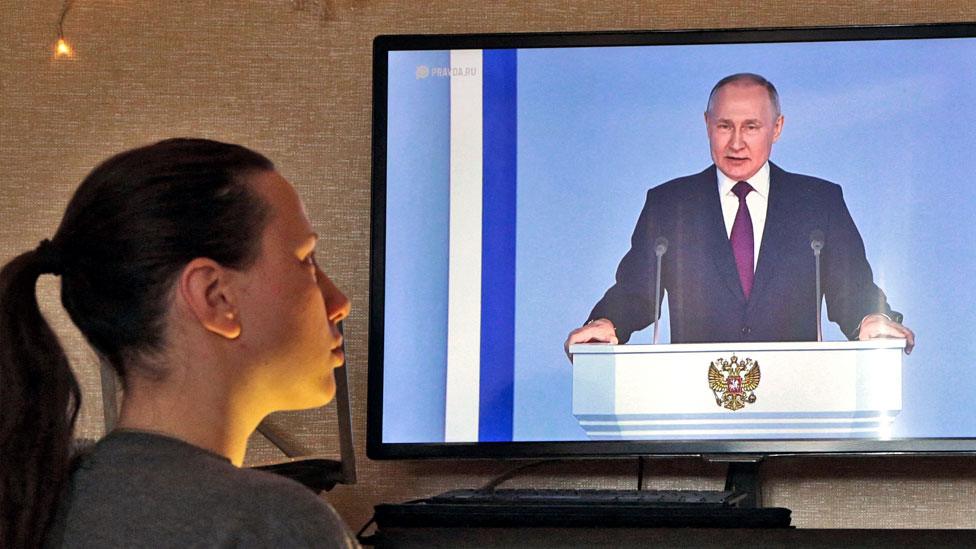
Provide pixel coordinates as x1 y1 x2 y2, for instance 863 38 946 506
1 138 272 546
0 245 80 548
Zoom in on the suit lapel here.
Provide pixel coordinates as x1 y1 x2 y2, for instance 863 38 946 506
748 162 794 310
696 166 746 304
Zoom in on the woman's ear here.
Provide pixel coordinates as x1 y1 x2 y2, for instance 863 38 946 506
178 258 241 339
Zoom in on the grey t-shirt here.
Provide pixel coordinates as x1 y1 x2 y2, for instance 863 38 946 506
49 430 358 548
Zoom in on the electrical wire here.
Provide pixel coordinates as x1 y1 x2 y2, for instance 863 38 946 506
57 0 74 38
356 497 426 544
477 459 563 493
355 514 376 544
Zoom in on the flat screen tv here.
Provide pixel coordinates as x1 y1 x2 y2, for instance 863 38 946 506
368 22 976 460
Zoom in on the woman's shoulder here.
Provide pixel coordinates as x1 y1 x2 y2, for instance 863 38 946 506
58 431 357 547
226 467 357 547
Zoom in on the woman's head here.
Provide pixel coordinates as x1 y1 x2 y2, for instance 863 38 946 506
54 138 274 371
178 168 349 411
0 138 348 546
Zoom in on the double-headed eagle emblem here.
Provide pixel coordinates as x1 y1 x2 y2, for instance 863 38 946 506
708 355 761 411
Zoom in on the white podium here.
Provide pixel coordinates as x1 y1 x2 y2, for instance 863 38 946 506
569 340 906 440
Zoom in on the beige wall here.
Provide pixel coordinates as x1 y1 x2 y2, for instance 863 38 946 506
3 0 975 532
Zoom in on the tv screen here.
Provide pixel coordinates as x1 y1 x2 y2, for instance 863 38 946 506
368 23 976 458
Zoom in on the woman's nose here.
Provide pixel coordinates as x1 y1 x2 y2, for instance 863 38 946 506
318 267 351 323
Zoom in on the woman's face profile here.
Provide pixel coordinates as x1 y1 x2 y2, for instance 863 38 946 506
232 170 350 411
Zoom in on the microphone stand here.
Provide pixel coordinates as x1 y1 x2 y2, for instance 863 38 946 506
652 237 668 344
810 231 824 342
814 248 822 342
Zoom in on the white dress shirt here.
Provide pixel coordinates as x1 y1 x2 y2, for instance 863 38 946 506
718 162 770 272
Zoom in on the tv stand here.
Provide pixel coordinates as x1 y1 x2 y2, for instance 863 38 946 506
706 454 765 508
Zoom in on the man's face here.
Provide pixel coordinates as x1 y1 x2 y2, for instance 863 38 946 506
705 83 784 181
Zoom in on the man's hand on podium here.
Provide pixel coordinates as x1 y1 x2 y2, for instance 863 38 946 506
564 318 618 362
858 313 916 355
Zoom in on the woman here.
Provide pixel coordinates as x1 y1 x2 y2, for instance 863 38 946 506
0 139 356 547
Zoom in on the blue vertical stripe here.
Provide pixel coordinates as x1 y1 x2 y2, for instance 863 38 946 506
479 49 518 442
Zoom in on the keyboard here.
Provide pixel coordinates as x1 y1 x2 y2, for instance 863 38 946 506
374 489 792 529
429 488 740 506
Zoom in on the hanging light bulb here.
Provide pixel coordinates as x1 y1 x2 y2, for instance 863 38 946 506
55 36 73 58
53 0 75 59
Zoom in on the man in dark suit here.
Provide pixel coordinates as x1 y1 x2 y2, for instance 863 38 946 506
564 73 914 355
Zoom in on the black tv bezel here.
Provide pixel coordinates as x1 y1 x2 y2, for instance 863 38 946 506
367 21 976 460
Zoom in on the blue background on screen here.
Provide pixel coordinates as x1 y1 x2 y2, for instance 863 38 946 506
383 39 976 442
383 51 451 442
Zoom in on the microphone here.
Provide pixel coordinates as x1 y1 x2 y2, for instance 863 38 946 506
810 230 824 254
810 230 825 342
652 236 668 344
654 236 669 257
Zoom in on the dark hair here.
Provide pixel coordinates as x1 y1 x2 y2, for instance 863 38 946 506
706 72 782 117
0 138 273 547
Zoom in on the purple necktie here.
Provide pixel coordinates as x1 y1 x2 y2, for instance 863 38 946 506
730 181 754 300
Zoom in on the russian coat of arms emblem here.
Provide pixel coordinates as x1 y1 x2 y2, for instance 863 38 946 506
708 355 761 411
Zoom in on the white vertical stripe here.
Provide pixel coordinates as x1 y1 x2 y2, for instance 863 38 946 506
444 49 483 442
